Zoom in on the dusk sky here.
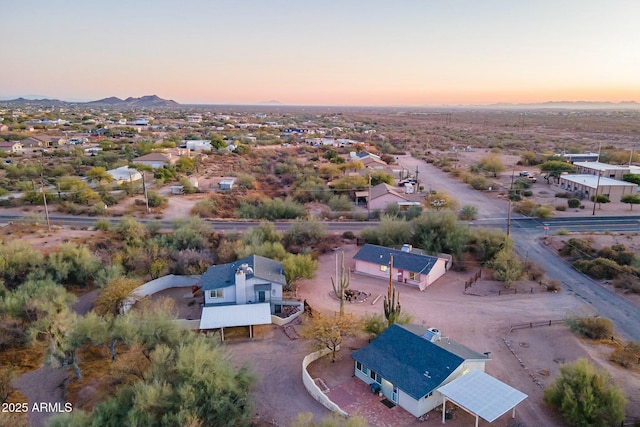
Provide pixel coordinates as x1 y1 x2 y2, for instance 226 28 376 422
2 0 639 106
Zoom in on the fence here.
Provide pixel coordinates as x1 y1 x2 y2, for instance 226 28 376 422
302 348 348 417
509 320 564 333
464 270 482 290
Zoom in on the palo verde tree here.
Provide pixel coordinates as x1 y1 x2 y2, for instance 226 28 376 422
300 311 359 362
383 255 401 327
331 252 350 316
544 358 626 427
620 194 640 210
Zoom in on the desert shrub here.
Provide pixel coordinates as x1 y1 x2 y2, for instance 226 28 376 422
467 175 490 190
458 205 478 220
170 249 214 275
555 192 571 198
566 315 614 340
489 245 522 287
178 176 197 194
544 358 626 427
560 238 593 256
533 205 554 218
573 258 622 280
567 198 581 208
555 205 567 211
609 341 640 368
513 200 537 216
328 195 353 212
94 219 111 231
523 261 545 281
238 197 306 220
342 231 356 240
191 198 217 218
508 191 522 201
612 274 640 294
598 244 636 266
235 173 255 190
546 279 561 292
147 190 167 208
283 219 326 249
522 190 533 197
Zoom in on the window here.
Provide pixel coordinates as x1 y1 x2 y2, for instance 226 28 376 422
369 370 381 384
380 265 388 272
209 289 223 299
356 361 362 371
409 271 419 281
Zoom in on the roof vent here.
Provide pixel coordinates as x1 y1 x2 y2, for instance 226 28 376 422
422 327 441 342
401 244 412 252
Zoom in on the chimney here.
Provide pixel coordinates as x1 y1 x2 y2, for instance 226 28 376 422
235 268 247 304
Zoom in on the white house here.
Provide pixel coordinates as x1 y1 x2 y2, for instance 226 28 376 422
182 140 212 151
0 141 23 153
107 166 142 185
351 324 527 421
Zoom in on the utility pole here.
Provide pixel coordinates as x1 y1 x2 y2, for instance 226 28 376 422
592 171 602 216
367 173 372 220
34 179 51 231
142 172 150 214
507 198 511 236
414 165 419 186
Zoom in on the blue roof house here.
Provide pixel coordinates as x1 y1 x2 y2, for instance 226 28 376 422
351 324 489 418
353 244 447 291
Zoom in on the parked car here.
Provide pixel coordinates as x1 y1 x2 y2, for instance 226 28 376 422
527 176 537 183
518 171 530 177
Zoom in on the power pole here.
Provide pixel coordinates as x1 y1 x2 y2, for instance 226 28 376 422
592 171 602 216
367 173 372 220
37 180 51 231
142 172 150 214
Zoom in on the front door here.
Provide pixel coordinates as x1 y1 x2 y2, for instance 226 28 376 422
258 291 266 302
397 269 403 282
392 385 398 403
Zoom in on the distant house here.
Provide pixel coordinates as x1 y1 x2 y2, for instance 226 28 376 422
352 324 526 421
353 243 447 290
132 152 171 169
19 136 48 148
181 140 212 152
219 178 236 191
107 166 142 185
364 183 421 211
0 141 23 153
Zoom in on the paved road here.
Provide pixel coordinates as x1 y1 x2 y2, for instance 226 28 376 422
397 154 640 341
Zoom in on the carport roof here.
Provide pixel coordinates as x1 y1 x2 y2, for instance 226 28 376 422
437 369 527 423
199 303 271 329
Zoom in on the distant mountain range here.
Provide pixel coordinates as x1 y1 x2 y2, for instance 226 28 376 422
483 101 640 110
0 95 180 108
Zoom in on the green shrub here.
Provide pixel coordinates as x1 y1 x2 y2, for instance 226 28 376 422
556 205 567 211
573 258 621 280
567 198 581 208
560 238 593 256
566 315 614 340
328 195 353 212
147 191 167 208
467 175 490 190
522 190 533 197
94 219 111 231
458 205 478 220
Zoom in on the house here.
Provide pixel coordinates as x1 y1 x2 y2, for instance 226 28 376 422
199 255 287 337
219 178 235 191
107 166 142 185
132 152 171 169
181 140 212 151
351 324 490 418
353 244 447 290
558 174 638 201
0 141 23 153
19 136 49 149
561 152 600 164
363 183 422 212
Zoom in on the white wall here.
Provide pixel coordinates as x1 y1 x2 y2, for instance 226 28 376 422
302 348 348 417
123 274 200 312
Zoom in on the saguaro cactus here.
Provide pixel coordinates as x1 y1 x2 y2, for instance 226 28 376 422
331 251 350 316
383 255 401 326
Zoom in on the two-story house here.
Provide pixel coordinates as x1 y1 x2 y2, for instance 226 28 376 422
198 255 287 337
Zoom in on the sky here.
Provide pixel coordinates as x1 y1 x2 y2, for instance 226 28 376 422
2 0 639 106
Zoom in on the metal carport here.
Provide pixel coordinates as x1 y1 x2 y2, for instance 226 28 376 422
437 369 527 426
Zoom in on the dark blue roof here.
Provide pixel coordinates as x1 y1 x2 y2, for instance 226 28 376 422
351 324 464 400
353 244 439 274
200 255 286 291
